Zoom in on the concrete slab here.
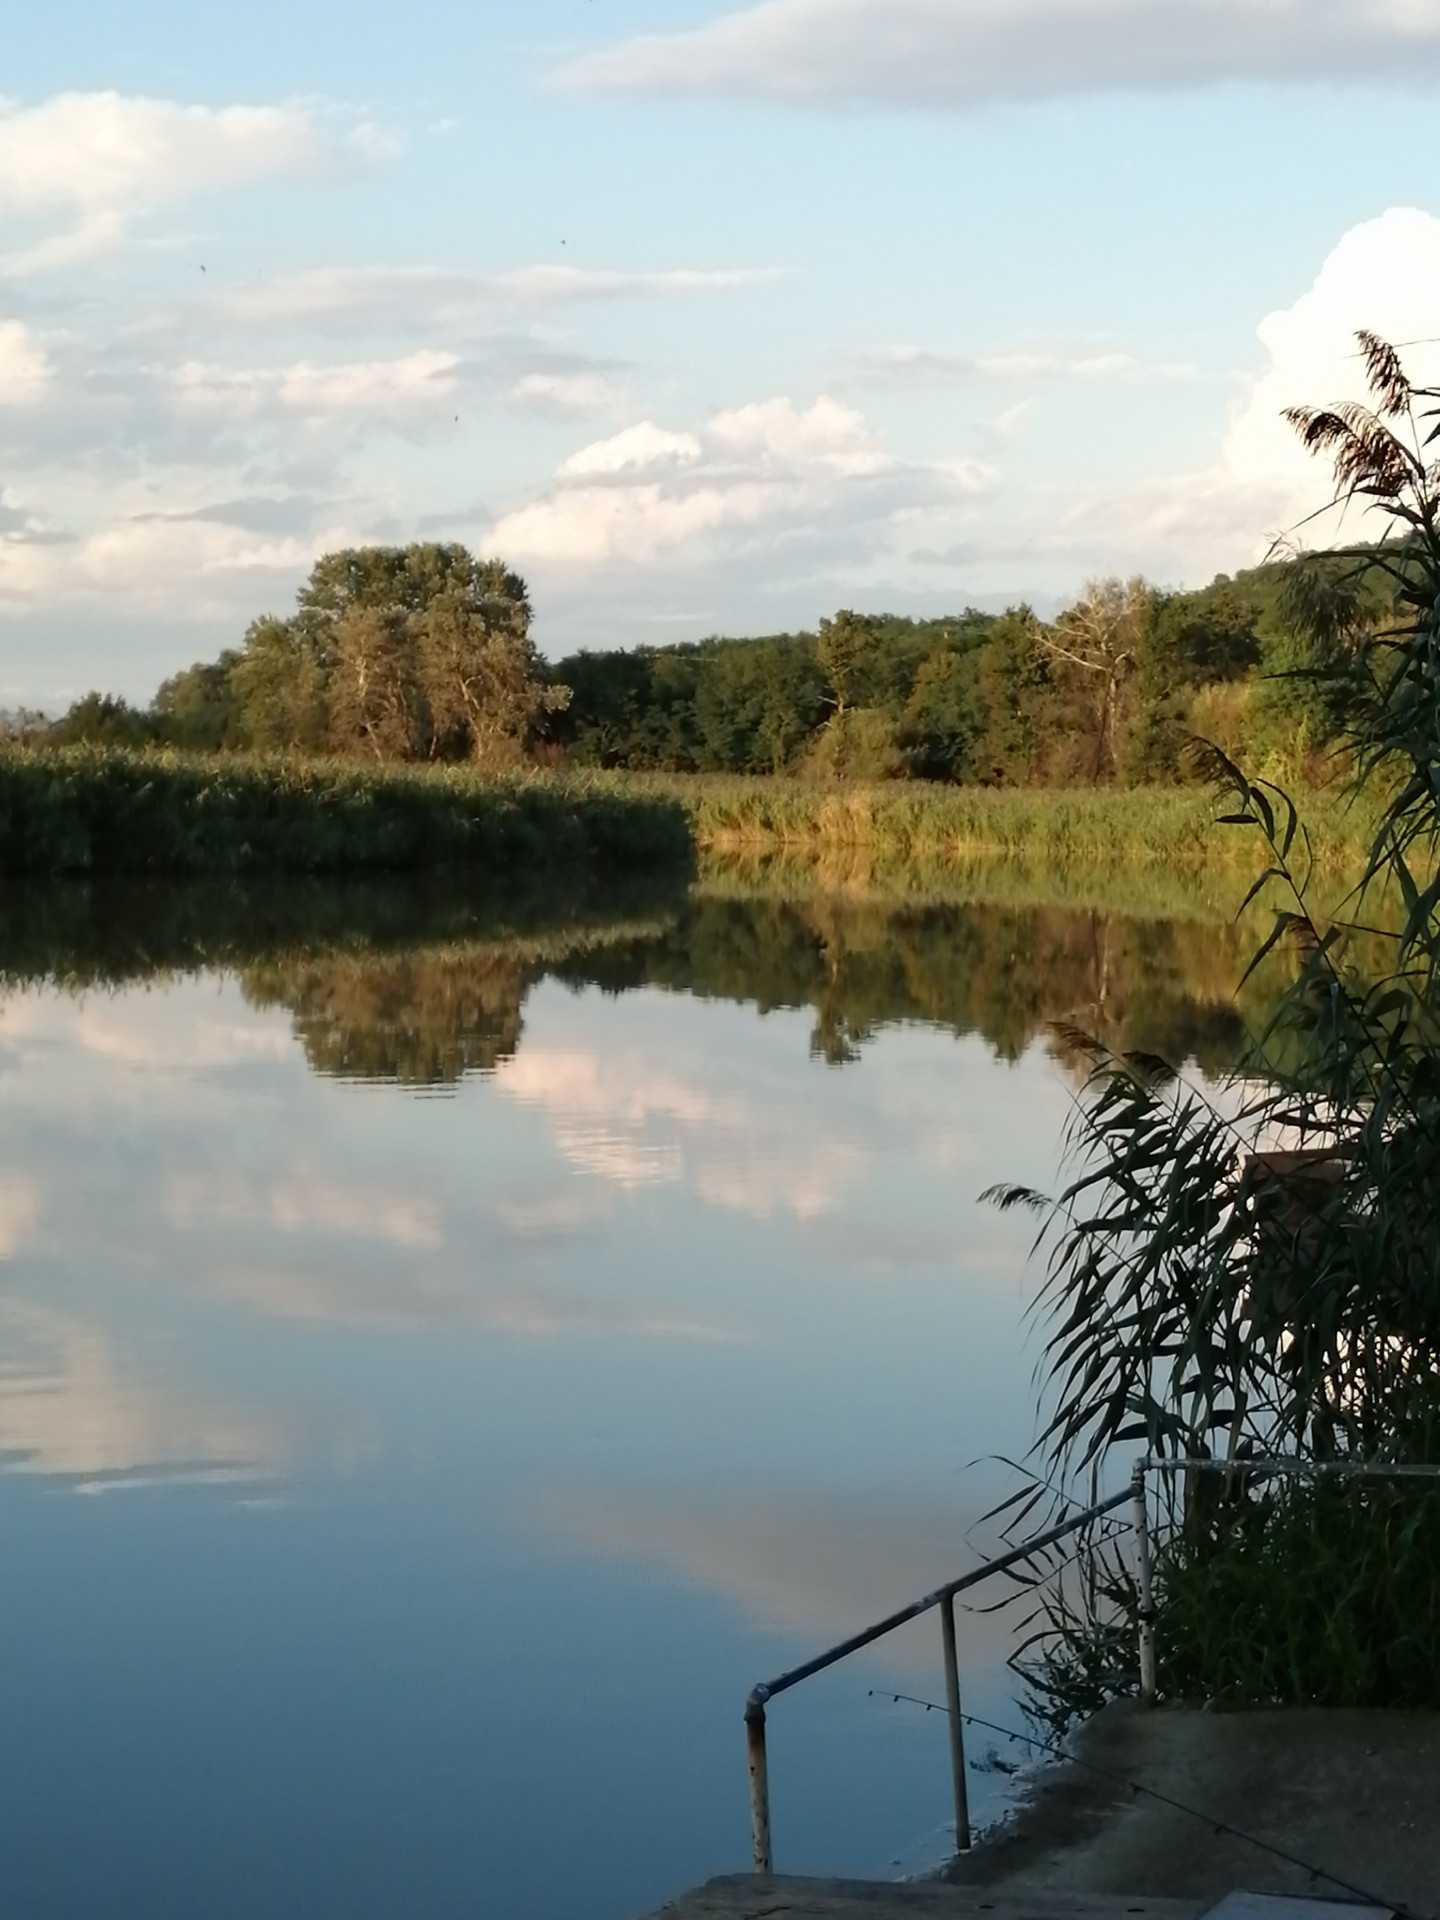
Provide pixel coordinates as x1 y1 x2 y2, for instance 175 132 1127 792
942 1704 1438 1916
639 1882 1204 1920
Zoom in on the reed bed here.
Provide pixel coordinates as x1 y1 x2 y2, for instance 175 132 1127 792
0 749 691 878
619 773 1380 874
0 750 1379 885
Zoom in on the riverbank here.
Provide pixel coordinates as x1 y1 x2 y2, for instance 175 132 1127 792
0 751 1377 881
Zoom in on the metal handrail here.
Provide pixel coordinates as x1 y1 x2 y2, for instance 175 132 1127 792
743 1480 1136 1874
743 1451 1440 1875
1146 1454 1440 1481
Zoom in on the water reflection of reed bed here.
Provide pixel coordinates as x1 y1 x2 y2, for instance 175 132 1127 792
0 873 688 992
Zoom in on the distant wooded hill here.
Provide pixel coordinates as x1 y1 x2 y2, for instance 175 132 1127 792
28 539 1394 787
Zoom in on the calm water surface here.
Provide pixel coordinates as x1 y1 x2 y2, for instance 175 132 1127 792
0 878 1244 1919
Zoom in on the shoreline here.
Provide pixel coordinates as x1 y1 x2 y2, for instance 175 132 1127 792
0 751 1377 882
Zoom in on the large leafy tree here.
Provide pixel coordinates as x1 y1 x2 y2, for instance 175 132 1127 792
232 544 566 762
412 569 569 766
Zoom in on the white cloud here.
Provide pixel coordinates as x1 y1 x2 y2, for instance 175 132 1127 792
1052 206 1440 577
904 206 1440 594
562 0 1440 108
849 345 1197 387
510 371 626 417
0 319 53 402
0 92 374 273
1222 206 1440 517
496 263 784 302
492 394 928 567
212 262 779 334
174 348 462 420
559 421 702 478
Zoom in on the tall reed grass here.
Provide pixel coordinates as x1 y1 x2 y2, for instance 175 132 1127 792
0 749 691 878
0 749 1379 884
619 773 1380 875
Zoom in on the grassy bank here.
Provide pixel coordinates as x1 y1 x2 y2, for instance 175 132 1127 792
0 750 691 878
641 773 1379 873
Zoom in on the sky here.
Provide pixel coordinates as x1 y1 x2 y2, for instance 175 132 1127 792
5 1 1440 705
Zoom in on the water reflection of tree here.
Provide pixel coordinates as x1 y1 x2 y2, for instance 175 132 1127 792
0 875 1295 1086
672 898 1250 1076
241 949 531 1084
246 896 1257 1086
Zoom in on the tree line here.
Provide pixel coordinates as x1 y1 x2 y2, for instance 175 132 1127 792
27 536 1393 786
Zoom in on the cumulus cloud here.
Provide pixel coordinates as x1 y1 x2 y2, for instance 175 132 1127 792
558 420 702 480
562 0 1440 108
1048 206 1440 578
894 206 1440 596
0 91 378 273
1221 206 1440 518
491 393 956 569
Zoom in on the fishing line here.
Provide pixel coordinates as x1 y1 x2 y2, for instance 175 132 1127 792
868 1689 1422 1920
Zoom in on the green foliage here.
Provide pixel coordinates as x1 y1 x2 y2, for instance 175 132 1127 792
230 615 330 750
39 540 1397 790
1154 1473 1440 1707
996 332 1440 1723
152 651 247 751
48 692 155 749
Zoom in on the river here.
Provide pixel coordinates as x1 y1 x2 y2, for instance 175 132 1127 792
0 869 1249 1919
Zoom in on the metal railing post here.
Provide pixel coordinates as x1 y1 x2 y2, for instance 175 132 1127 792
939 1590 972 1851
1131 1458 1157 1707
745 1694 772 1874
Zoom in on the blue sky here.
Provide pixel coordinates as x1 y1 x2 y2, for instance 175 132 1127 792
5 0 1440 702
